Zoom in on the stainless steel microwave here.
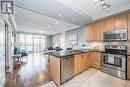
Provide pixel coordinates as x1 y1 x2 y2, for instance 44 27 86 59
103 29 128 42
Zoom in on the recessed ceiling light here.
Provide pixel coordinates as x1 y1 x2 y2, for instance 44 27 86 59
58 13 62 17
55 21 59 24
93 0 98 3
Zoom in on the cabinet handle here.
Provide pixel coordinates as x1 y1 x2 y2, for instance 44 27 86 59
81 55 83 58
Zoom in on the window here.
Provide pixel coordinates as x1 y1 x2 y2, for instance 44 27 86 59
18 33 47 52
19 34 26 49
26 35 33 51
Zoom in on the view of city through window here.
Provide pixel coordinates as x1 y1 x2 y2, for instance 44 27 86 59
19 33 47 52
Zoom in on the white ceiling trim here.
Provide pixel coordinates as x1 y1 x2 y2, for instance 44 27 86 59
94 5 130 20
51 26 81 35
57 0 92 20
15 7 80 35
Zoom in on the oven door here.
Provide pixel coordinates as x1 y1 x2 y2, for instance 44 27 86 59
102 53 126 71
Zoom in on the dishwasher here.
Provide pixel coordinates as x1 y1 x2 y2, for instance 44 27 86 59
61 55 74 83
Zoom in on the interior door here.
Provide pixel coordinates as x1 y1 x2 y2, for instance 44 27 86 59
0 19 5 86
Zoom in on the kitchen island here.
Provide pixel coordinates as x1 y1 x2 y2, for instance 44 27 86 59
49 50 102 86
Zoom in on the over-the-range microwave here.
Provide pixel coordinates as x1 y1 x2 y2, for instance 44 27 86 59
103 29 128 42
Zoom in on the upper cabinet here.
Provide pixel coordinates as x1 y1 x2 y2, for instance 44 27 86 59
114 14 128 29
95 21 104 41
85 24 95 41
85 13 129 41
104 18 114 32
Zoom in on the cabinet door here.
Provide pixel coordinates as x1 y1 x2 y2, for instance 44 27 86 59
50 56 60 86
80 54 85 71
127 56 130 79
74 54 81 75
104 18 114 32
114 14 128 29
85 53 91 69
90 52 94 66
93 52 101 69
94 21 104 41
85 24 95 41
128 13 130 40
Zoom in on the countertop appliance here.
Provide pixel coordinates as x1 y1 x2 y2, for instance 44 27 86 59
101 45 127 79
104 29 128 42
61 55 74 83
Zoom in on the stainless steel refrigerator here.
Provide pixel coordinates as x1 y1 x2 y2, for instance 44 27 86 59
0 18 5 87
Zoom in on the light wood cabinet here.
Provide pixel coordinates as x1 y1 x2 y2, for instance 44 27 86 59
50 56 60 86
74 54 82 75
127 56 130 79
85 53 91 69
81 53 90 71
85 13 129 41
128 13 130 40
114 14 128 29
85 24 95 41
90 52 94 66
90 52 101 69
74 53 90 75
94 21 104 41
104 18 114 32
93 52 101 69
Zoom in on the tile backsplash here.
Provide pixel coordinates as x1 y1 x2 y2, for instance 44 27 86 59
86 41 130 53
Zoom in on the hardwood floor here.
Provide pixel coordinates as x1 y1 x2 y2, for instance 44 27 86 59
4 53 51 87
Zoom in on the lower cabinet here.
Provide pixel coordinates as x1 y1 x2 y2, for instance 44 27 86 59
91 52 101 69
50 56 60 86
74 52 101 75
74 53 90 75
74 54 82 75
127 56 130 79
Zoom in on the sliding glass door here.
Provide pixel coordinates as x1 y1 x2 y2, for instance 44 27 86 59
26 35 33 52
18 33 47 53
34 36 40 52
40 37 46 52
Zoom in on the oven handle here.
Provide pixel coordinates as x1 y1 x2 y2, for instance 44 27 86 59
102 53 126 58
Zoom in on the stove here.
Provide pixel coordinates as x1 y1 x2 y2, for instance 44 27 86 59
101 45 127 79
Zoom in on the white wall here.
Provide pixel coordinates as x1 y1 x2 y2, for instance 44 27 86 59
65 27 86 49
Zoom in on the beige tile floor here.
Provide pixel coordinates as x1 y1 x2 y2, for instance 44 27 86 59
40 68 130 87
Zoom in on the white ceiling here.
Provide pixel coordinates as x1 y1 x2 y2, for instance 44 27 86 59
15 0 130 35
15 7 80 35
59 0 130 20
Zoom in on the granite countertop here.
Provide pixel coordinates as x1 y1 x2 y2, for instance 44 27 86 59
50 50 105 58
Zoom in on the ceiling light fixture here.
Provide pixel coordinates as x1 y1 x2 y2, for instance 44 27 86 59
93 0 99 3
94 0 111 12
58 13 62 17
55 21 59 24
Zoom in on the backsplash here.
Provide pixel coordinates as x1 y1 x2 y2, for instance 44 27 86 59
86 41 130 53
